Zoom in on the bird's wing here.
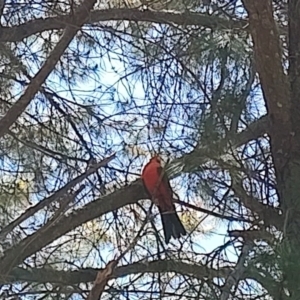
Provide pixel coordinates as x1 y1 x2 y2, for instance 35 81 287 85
156 165 175 211
157 166 173 195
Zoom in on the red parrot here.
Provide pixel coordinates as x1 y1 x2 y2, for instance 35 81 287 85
141 156 186 243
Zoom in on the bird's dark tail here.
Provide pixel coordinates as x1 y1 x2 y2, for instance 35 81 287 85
160 210 187 244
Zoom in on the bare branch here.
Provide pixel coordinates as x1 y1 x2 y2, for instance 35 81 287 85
0 0 98 139
0 9 247 43
6 260 231 285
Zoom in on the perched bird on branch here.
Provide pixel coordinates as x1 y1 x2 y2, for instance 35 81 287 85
141 155 186 243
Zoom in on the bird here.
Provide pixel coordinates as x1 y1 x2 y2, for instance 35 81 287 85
141 155 186 243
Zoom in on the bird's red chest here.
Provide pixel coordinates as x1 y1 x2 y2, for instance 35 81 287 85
142 165 162 195
142 159 174 211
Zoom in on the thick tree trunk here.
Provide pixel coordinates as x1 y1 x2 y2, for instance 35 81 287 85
242 0 300 297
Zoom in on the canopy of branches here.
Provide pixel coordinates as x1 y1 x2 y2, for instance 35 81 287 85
0 0 298 299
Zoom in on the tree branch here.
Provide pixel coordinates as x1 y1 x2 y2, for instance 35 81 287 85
0 9 247 43
6 259 231 285
0 0 98 139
